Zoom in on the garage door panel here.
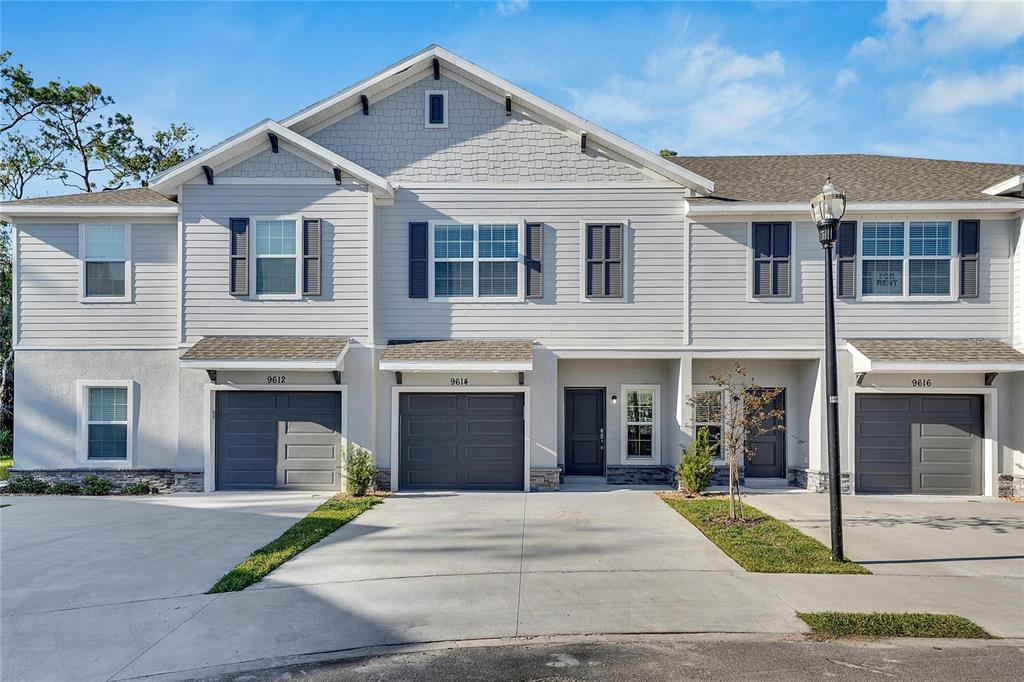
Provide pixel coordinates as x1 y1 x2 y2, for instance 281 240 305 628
406 443 458 462
857 446 909 464
919 396 976 413
918 447 976 464
859 396 911 413
466 418 520 437
406 394 459 412
860 472 911 491
918 422 977 438
283 469 337 486
283 444 336 460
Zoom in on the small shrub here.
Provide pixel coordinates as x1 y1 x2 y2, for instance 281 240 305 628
0 427 12 458
81 475 112 496
50 481 82 495
7 475 51 494
677 427 716 495
344 447 376 496
121 482 154 495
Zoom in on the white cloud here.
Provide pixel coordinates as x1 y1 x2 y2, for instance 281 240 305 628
687 82 810 139
852 0 1024 60
679 42 785 86
496 0 528 17
911 65 1024 115
834 68 859 91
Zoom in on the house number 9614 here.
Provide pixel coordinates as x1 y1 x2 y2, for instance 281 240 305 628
266 375 287 384
911 378 932 387
450 377 470 386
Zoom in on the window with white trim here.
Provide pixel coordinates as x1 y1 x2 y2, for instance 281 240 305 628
86 386 129 460
430 222 523 300
861 220 952 297
622 385 660 460
693 389 724 458
425 90 448 128
252 218 300 296
82 223 128 299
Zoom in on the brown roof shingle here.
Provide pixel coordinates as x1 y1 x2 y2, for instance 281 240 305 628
3 187 176 207
181 336 349 361
670 154 1023 203
382 339 534 363
848 338 1024 364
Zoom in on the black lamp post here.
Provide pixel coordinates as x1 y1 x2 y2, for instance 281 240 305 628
811 175 848 563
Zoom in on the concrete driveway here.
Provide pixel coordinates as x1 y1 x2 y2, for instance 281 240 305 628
744 491 1024 578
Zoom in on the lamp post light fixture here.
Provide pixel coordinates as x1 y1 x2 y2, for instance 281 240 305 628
811 174 848 563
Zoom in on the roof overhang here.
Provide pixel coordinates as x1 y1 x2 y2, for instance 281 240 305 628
982 172 1024 197
179 358 344 371
280 45 714 194
685 199 1024 217
179 335 351 371
378 359 533 372
149 120 394 199
847 344 1024 374
0 204 178 221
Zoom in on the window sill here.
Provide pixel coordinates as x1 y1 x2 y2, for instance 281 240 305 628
79 296 132 304
79 459 132 468
748 295 796 303
251 293 304 301
428 296 524 303
858 295 958 303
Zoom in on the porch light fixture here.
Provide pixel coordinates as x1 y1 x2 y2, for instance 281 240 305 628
610 395 617 404
810 174 847 563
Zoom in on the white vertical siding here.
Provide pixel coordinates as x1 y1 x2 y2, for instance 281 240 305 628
689 218 1013 345
15 222 178 347
375 186 687 349
181 183 370 342
1012 216 1023 351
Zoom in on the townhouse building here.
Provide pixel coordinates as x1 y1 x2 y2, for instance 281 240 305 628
3 46 1023 497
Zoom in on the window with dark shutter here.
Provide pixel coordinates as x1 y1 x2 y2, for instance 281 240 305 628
585 223 623 298
525 222 543 299
302 218 321 296
836 221 857 298
408 222 428 298
752 222 791 297
229 218 249 296
959 219 980 298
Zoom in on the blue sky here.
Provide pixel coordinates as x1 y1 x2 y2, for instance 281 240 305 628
3 0 1023 175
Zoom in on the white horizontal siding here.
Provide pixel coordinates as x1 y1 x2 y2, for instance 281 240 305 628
690 218 1013 344
1013 216 1023 351
16 223 177 347
375 186 687 348
181 183 370 342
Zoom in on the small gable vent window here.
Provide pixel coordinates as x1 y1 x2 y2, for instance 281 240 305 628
425 90 448 128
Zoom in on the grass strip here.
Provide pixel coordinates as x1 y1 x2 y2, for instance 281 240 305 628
659 494 869 574
210 495 383 593
798 611 994 639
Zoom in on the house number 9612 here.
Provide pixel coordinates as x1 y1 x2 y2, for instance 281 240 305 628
911 378 932 387
266 375 287 384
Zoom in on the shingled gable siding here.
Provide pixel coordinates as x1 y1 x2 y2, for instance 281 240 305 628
181 183 370 341
689 218 1014 344
375 186 686 349
219 147 333 179
15 223 178 347
309 73 650 183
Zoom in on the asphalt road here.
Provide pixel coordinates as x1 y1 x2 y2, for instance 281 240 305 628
201 635 1024 681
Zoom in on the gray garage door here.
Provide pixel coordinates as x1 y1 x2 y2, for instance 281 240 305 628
855 394 983 495
216 391 342 490
399 393 524 490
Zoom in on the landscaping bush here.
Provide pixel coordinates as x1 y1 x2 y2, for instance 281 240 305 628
0 457 12 481
6 475 50 494
81 475 112 496
677 427 716 495
344 447 376 496
50 481 82 495
121 482 154 495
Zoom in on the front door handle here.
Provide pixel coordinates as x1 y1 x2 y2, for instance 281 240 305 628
599 428 605 449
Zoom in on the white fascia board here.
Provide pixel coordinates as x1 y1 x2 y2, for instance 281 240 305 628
378 360 533 372
982 173 1024 196
0 204 178 221
149 120 393 198
179 358 343 371
280 45 714 194
865 361 1024 373
686 199 1024 217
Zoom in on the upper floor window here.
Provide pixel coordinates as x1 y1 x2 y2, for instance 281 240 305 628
425 90 448 128
751 222 791 298
861 220 952 297
429 221 523 301
81 223 130 302
253 218 301 297
583 223 625 299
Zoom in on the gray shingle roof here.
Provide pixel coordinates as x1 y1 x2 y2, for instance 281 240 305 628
382 339 534 362
669 155 1023 203
848 338 1024 364
3 187 176 207
181 336 349 361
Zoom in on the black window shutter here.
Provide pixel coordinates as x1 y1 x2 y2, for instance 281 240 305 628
606 224 623 298
836 220 857 298
229 218 249 296
525 222 543 299
586 223 624 298
959 219 980 298
752 222 790 297
302 218 322 296
408 222 428 298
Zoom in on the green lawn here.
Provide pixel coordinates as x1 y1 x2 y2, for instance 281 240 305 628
798 612 994 639
209 495 383 593
659 494 869 574
0 457 12 481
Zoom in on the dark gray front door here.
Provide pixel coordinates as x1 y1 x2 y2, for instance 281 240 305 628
216 391 342 490
399 393 524 490
856 394 983 495
746 388 786 478
565 388 605 476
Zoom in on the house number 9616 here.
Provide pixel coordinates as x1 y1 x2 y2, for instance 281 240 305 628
911 378 932 387
266 375 287 384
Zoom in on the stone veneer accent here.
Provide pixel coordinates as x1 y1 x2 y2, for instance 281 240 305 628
530 468 560 492
374 468 392 492
6 469 203 493
606 465 674 486
998 474 1024 498
788 467 853 494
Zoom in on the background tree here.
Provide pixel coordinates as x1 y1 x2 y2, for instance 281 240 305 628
659 149 678 157
0 133 60 200
688 364 786 521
